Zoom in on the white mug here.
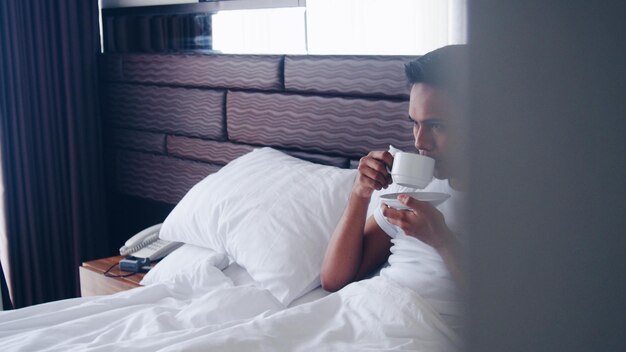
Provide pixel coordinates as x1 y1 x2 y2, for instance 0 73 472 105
391 152 435 189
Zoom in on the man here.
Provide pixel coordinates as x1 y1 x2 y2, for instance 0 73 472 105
321 45 468 327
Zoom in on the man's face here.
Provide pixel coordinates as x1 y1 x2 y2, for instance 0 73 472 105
408 83 463 180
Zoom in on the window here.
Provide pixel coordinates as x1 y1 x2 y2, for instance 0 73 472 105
212 8 306 54
212 0 467 55
305 0 461 55
100 0 467 55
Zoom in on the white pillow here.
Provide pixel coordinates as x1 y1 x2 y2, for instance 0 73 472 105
140 244 229 286
159 148 356 305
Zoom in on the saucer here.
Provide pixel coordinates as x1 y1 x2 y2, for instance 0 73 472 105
380 192 450 210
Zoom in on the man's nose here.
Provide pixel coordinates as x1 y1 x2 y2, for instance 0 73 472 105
414 126 433 152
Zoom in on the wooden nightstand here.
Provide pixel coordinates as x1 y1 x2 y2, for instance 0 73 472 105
79 256 146 297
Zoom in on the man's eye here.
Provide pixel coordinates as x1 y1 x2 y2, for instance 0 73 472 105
430 123 443 130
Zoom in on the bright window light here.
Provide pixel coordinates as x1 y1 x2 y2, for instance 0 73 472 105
212 8 307 55
306 0 456 55
211 0 466 55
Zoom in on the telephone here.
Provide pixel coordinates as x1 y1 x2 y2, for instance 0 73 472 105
119 223 182 262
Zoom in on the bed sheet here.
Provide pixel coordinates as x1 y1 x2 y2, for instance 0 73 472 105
82 276 459 352
0 258 459 351
164 276 460 352
0 259 283 351
222 261 331 307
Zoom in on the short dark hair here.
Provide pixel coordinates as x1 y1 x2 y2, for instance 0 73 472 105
405 45 468 100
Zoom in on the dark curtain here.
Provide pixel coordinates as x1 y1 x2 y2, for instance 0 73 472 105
0 0 108 308
1 261 12 310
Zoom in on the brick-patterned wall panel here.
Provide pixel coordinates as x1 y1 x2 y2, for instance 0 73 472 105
106 128 166 154
167 136 350 168
167 137 255 165
99 53 422 206
283 150 350 168
106 83 226 139
116 54 283 90
115 150 222 204
227 91 415 159
285 55 416 98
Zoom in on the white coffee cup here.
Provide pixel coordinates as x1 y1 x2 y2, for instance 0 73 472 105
391 152 435 189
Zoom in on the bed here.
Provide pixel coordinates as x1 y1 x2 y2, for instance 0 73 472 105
0 53 461 351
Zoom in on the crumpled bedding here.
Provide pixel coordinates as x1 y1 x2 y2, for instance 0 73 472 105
0 259 459 351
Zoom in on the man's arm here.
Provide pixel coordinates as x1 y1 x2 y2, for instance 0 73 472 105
321 199 392 292
320 151 394 292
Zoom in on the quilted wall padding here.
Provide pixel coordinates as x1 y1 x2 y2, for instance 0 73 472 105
108 53 284 90
227 91 414 158
107 128 166 154
166 137 256 165
115 150 222 204
285 55 415 98
167 136 350 168
101 53 416 205
106 83 226 140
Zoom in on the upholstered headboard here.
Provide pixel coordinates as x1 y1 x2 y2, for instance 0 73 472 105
100 53 417 244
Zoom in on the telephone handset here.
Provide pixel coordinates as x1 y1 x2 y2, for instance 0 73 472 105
119 223 182 262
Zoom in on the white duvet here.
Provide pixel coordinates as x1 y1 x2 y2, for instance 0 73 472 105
0 259 460 351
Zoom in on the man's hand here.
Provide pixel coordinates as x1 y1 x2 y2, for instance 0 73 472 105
353 151 394 199
380 194 453 251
